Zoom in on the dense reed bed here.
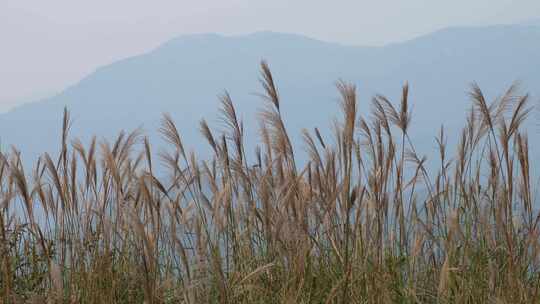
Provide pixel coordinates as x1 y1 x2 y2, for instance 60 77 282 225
1 62 539 303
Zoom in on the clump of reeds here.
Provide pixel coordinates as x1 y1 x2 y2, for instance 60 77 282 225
0 61 539 303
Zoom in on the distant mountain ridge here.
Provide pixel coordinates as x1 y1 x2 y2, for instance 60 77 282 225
521 18 540 26
1 24 539 164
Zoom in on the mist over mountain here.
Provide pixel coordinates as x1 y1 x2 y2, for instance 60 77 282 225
1 24 539 164
522 18 540 26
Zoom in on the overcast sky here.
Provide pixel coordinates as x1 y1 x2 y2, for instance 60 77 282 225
1 0 539 111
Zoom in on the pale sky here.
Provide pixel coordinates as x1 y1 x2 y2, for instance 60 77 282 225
1 0 539 111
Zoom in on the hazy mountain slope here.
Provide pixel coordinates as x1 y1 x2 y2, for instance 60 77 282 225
1 26 539 163
522 18 540 26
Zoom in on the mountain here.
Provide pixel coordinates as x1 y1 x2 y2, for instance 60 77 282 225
1 25 539 164
522 18 540 27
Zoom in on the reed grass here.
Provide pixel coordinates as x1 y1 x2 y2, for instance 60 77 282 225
1 61 539 303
